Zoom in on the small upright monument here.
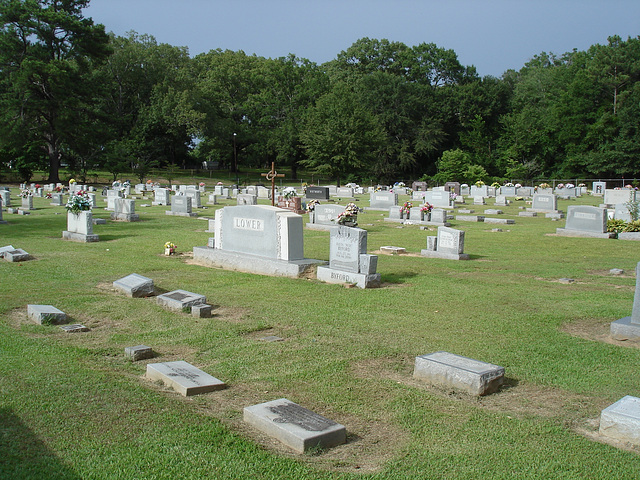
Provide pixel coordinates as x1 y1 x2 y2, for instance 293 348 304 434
610 262 640 339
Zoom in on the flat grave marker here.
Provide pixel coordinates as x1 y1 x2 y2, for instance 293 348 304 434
146 360 226 396
414 351 504 396
243 398 346 454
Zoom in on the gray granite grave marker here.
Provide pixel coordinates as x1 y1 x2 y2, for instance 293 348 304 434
556 205 612 238
413 351 504 395
243 398 346 453
125 345 154 361
157 290 206 312
113 273 154 298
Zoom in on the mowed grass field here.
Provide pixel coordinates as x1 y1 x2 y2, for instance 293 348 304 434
2 187 640 479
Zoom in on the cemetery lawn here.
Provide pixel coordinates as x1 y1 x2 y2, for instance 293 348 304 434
3 192 640 479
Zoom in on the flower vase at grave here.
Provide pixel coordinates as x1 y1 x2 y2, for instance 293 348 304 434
164 248 175 256
422 211 431 222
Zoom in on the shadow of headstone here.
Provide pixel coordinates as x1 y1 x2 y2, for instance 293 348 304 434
0 407 81 479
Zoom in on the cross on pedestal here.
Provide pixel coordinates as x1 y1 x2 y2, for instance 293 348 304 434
261 162 285 206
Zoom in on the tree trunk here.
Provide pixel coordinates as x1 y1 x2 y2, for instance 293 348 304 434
46 138 61 184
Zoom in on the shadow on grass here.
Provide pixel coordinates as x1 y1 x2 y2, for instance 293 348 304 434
380 272 420 284
499 376 520 392
0 407 81 479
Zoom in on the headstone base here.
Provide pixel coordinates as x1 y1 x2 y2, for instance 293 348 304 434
316 265 381 288
243 398 346 454
483 218 515 225
62 231 100 242
555 228 614 238
165 211 197 217
618 232 640 241
610 316 640 339
456 215 484 222
193 246 326 278
305 222 335 231
420 249 470 260
110 213 140 222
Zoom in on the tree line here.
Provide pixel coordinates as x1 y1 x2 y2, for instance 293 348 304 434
1 0 639 185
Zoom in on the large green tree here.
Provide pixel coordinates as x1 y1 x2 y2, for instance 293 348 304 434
0 0 110 183
300 81 384 185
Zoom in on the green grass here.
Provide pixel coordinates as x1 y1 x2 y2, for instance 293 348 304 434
2 190 640 479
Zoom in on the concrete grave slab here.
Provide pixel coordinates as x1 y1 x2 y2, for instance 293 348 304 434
243 398 346 453
146 360 225 396
413 351 504 396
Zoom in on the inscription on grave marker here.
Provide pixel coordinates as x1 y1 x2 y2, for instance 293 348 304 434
269 402 337 432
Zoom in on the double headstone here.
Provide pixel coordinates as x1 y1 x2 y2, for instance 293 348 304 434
166 196 197 217
237 194 257 205
423 190 453 208
193 205 324 278
316 225 381 288
369 191 398 210
556 205 612 238
529 194 559 212
185 189 202 208
106 189 122 211
111 198 139 222
307 204 345 230
153 188 171 206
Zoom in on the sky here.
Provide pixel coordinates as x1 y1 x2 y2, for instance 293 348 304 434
85 0 640 77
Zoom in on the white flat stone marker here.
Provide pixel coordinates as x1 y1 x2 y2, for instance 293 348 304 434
414 351 504 396
600 395 640 445
146 361 225 396
244 398 346 453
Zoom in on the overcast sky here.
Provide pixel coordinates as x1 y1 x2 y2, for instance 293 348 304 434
85 0 640 77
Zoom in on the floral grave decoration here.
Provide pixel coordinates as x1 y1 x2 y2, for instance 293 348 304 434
45 192 52 199
68 178 76 184
475 180 485 187
199 182 205 187
19 189 32 198
538 183 551 189
282 187 297 199
337 203 360 226
306 199 320 213
65 190 92 215
164 242 177 255
400 201 413 215
491 182 501 188
54 185 63 193
504 182 514 187
421 202 433 213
